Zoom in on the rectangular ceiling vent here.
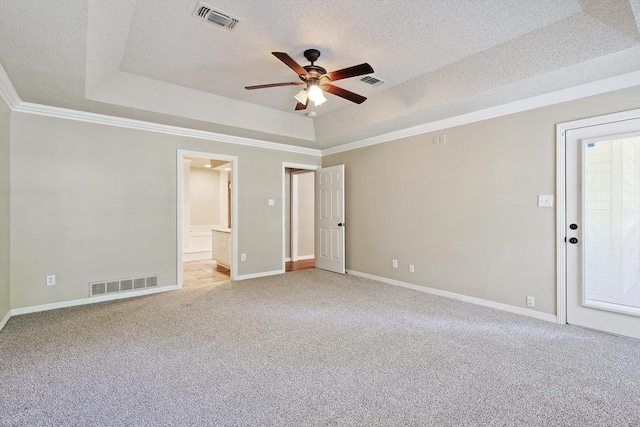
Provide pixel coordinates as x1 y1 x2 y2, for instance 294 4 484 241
359 75 385 87
193 3 239 30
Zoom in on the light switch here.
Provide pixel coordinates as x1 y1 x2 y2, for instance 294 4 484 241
538 195 554 207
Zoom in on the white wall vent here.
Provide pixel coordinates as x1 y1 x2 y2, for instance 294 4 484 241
106 281 120 293
91 282 106 296
359 75 385 87
193 3 239 29
120 279 133 291
89 275 159 297
146 276 158 287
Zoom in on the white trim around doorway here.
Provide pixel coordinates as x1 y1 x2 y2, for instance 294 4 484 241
177 150 239 285
282 162 320 272
555 108 640 326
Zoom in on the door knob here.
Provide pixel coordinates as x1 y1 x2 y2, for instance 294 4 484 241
569 237 579 244
338 223 344 227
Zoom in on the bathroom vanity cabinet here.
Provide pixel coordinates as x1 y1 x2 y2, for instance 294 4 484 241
212 228 231 269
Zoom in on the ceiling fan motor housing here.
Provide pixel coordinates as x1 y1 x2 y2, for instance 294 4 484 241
303 48 321 64
300 65 328 85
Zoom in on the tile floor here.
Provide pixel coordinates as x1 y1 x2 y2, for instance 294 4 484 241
183 259 230 288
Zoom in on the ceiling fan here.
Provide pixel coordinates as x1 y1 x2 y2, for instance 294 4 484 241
244 49 374 111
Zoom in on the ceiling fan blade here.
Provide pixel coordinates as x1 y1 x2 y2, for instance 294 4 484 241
295 99 308 110
272 52 308 76
245 82 304 90
322 84 367 104
325 63 374 82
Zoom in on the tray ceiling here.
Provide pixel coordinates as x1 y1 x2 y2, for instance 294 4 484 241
1 0 639 150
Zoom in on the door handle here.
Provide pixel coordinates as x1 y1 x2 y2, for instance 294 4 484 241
338 223 344 227
568 237 579 244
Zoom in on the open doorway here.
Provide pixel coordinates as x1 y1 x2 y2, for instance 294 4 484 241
283 163 319 272
178 150 238 287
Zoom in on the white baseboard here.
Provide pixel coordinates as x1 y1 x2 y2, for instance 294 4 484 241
0 309 11 332
10 285 180 317
2 272 557 330
183 251 212 262
347 270 557 323
235 269 284 281
293 255 315 261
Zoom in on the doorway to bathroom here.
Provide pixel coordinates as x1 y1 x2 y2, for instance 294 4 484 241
178 150 238 287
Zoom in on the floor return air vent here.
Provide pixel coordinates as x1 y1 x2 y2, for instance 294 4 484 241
90 275 158 297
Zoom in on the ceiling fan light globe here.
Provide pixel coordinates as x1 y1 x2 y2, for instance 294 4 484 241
308 85 326 106
313 94 327 107
294 88 308 104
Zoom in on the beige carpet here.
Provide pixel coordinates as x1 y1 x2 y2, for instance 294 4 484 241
1 269 639 426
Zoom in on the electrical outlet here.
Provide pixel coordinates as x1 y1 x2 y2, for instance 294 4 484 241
46 275 56 286
409 264 415 273
432 134 447 145
526 296 535 307
392 259 398 268
241 253 247 261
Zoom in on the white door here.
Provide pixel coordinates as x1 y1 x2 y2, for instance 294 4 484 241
316 165 345 274
566 117 640 339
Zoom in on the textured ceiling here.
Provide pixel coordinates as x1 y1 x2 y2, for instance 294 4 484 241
1 0 639 150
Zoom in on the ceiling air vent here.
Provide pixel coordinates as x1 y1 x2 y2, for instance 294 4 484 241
360 75 385 87
193 3 239 29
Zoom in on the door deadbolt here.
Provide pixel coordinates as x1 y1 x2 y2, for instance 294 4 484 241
569 224 578 230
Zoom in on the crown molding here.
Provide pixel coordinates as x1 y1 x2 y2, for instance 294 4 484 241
13 102 322 156
322 70 640 156
0 62 321 157
2 57 638 158
0 63 21 109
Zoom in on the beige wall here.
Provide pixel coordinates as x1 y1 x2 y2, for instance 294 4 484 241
5 85 639 315
189 168 221 226
295 171 314 257
0 96 10 321
323 86 640 316
285 169 315 260
9 112 320 309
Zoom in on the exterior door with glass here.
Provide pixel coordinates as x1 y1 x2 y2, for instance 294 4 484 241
566 116 640 339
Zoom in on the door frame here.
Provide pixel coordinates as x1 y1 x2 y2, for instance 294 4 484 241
177 150 239 286
282 162 320 271
291 170 315 262
556 108 640 325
